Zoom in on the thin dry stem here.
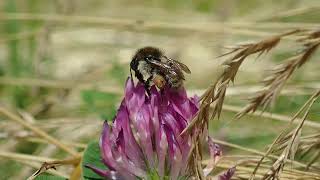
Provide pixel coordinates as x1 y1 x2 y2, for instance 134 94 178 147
210 138 307 168
16 160 69 178
0 106 79 157
23 137 87 149
215 161 320 179
0 151 57 163
222 104 320 128
28 157 81 179
184 29 300 135
298 134 320 169
69 163 82 180
0 76 122 95
250 89 320 180
1 12 319 31
183 30 302 175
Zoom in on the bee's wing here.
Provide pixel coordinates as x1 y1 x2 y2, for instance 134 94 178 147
147 59 171 70
165 56 191 74
147 59 185 80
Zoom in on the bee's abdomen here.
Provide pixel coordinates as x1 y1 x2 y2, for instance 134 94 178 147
166 75 183 88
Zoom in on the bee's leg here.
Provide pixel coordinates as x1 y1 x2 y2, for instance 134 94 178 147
145 77 152 96
145 86 151 96
160 88 165 96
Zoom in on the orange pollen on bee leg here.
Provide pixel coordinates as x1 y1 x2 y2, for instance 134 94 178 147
153 75 166 89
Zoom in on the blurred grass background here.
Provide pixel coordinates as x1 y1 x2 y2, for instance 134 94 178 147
0 0 319 179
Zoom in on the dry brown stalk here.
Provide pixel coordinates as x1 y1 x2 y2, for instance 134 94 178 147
219 163 319 180
297 133 320 169
69 163 82 180
0 106 79 157
209 138 307 168
0 150 57 163
23 137 87 149
1 13 320 31
202 158 320 179
222 104 320 128
0 151 69 178
0 76 122 95
184 29 300 135
250 89 320 180
237 29 320 119
27 157 81 180
183 30 302 176
229 164 320 180
16 160 69 178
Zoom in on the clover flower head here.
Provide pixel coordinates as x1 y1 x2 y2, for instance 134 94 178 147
86 78 234 180
86 78 198 179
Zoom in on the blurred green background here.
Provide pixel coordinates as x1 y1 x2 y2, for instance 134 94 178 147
0 0 319 179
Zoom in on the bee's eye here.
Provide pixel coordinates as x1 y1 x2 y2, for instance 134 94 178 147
145 56 152 61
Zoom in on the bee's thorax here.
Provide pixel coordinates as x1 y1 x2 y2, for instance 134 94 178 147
137 61 153 82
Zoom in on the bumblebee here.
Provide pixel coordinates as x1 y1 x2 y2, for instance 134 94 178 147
130 47 191 93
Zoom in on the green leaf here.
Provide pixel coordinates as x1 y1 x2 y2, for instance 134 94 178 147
82 141 105 179
35 174 66 180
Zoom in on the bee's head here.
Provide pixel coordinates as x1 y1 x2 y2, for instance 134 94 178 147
132 46 163 62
